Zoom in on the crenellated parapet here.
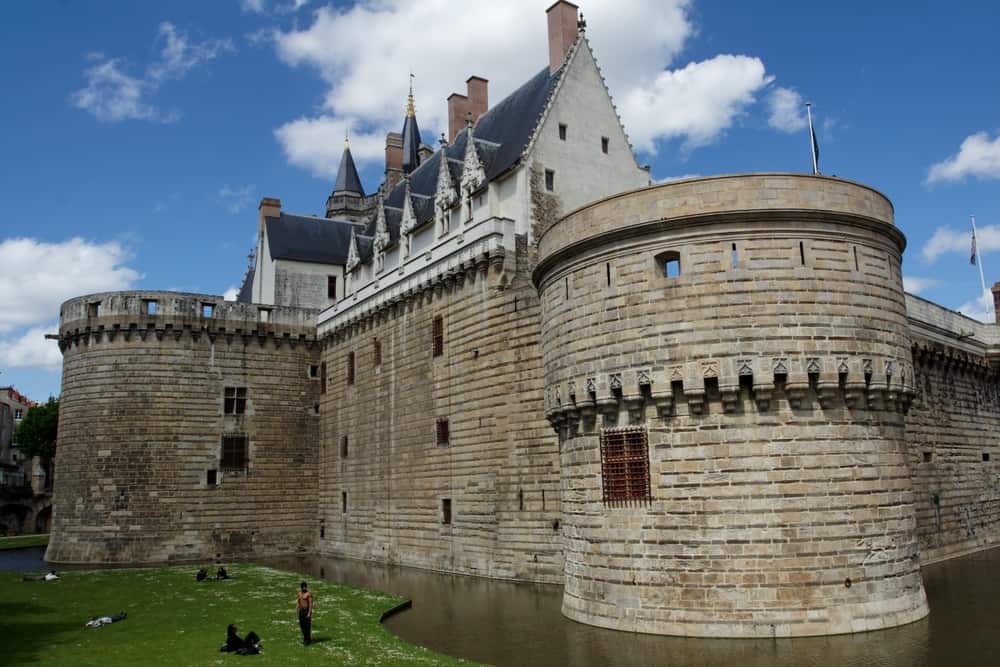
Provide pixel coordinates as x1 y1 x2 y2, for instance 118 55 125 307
57 291 319 353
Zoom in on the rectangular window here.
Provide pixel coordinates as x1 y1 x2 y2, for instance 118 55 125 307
599 427 651 507
436 418 450 446
320 362 327 394
202 303 215 318
442 498 452 525
259 308 270 323
347 351 355 385
220 435 248 471
601 136 609 154
14 409 23 420
145 299 157 315
373 338 382 366
88 302 100 318
984 452 991 462
328 275 337 300
309 364 319 378
923 451 932 463
558 123 567 140
342 491 347 514
544 169 555 192
432 316 444 358
223 387 247 415
731 243 738 268
206 469 218 486
341 435 349 459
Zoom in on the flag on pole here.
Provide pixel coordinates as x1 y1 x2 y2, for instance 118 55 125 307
971 228 978 265
806 102 820 175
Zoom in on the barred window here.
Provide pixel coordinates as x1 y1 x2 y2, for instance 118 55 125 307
373 338 382 366
224 387 247 415
220 435 248 471
347 351 355 385
436 418 450 446
600 427 651 506
432 316 444 358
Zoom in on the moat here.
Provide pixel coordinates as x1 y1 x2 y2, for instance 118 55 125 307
6 546 997 666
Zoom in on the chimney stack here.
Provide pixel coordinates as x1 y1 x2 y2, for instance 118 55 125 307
447 93 469 143
547 1 579 75
384 131 404 192
992 282 1000 324
258 197 281 234
447 76 489 142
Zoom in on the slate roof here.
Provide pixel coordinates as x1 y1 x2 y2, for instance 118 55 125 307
401 113 422 174
236 265 255 304
266 213 364 265
333 146 364 196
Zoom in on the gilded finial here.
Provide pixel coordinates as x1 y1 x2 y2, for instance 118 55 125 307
407 71 416 117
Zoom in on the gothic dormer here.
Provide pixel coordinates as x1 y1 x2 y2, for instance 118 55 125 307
372 195 389 273
460 117 486 220
434 135 457 238
401 80 422 174
346 227 360 274
400 176 417 257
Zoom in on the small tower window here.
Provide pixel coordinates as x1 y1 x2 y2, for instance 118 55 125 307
731 243 738 268
373 338 382 366
432 316 444 358
436 418 450 446
656 251 681 278
341 435 349 459
558 123 567 140
545 169 555 192
342 491 347 514
224 387 248 415
442 498 452 525
328 275 337 299
347 351 355 385
601 136 609 154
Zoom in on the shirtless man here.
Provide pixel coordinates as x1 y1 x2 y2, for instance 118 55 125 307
296 581 313 645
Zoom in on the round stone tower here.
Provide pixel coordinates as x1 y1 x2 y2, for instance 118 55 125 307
49 291 320 563
533 174 929 637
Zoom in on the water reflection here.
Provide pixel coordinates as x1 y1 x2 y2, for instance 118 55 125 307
267 550 1000 667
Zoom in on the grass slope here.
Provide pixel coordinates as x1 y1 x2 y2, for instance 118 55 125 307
0 533 49 550
0 565 469 666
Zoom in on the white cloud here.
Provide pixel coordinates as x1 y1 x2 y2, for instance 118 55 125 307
241 0 267 13
71 22 234 123
767 87 806 133
902 276 941 294
218 184 256 214
921 224 1000 262
0 325 62 371
958 289 995 324
0 238 142 333
927 132 1000 184
271 0 773 175
619 55 772 153
655 174 701 183
223 286 240 301
241 0 308 15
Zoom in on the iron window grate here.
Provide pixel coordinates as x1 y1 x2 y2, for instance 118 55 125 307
600 427 651 507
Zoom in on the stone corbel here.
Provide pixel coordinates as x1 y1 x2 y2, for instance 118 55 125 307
623 394 644 424
753 385 772 412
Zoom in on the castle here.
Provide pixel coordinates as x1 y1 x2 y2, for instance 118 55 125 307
48 2 1000 638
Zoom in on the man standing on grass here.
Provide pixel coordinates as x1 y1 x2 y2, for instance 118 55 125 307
296 581 313 645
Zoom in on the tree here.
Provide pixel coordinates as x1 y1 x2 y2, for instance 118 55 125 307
15 397 59 461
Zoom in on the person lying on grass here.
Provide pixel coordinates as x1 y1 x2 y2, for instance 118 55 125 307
85 611 127 628
220 625 262 655
22 570 59 581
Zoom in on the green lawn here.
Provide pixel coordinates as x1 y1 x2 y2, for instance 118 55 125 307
0 564 470 666
0 533 49 550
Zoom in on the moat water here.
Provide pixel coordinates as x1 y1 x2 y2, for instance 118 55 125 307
5 546 997 666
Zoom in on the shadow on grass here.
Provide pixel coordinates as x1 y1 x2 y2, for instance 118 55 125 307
307 636 333 645
0 600 81 666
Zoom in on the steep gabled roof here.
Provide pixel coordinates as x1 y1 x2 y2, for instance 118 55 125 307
265 213 364 265
236 265 255 303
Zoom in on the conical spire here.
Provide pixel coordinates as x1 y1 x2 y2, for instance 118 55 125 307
401 75 422 174
333 134 364 197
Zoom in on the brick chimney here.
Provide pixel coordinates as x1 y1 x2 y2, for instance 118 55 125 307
992 281 1000 324
447 77 489 142
447 93 469 143
384 131 404 192
258 197 281 235
547 1 579 75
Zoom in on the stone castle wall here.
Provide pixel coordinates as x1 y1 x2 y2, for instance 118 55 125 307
534 175 929 637
49 292 320 563
318 240 563 583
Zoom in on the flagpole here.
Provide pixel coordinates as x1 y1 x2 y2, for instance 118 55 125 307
806 102 818 175
972 214 988 297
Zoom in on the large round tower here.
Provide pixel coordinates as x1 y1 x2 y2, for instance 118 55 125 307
534 174 929 637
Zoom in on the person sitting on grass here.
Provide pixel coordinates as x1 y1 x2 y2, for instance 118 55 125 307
220 624 245 652
196 568 208 582
216 566 229 580
85 611 127 628
22 570 59 582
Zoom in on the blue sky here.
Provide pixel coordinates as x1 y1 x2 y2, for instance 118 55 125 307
2 0 999 401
